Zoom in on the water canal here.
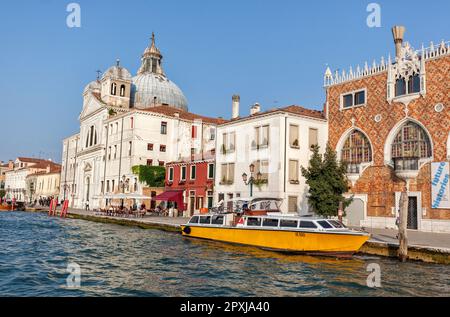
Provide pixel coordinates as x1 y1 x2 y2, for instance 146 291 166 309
0 211 448 296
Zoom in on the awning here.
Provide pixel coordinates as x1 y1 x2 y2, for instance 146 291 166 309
152 190 186 211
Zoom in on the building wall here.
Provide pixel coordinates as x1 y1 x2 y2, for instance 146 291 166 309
214 111 328 214
165 159 215 215
326 52 450 232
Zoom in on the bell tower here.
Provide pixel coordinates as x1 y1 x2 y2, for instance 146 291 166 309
100 59 132 108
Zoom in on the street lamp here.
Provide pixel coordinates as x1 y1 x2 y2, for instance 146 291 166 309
120 175 129 209
242 164 261 197
63 184 69 201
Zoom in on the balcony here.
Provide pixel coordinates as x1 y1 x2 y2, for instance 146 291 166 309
393 157 420 181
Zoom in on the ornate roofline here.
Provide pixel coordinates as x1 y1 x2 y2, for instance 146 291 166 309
324 40 449 87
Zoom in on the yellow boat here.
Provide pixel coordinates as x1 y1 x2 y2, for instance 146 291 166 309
181 198 370 257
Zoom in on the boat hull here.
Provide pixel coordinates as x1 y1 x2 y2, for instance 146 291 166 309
181 225 369 256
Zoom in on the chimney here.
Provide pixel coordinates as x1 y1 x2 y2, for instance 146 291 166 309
46 165 51 173
250 103 261 115
232 95 240 119
392 25 406 59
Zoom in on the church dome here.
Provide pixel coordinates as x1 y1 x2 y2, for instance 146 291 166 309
102 63 132 81
131 33 188 111
131 73 188 110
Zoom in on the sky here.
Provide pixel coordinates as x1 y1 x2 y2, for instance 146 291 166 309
0 0 448 163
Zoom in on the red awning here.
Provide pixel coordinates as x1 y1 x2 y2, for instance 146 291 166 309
152 190 185 211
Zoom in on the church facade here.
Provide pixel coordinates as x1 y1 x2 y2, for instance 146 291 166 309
324 27 450 233
60 35 222 209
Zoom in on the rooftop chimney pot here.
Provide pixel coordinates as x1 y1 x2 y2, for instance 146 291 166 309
392 25 406 59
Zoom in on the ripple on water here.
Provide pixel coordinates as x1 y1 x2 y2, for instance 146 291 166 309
0 211 449 296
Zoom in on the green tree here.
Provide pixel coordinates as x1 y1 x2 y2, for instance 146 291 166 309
301 144 352 217
132 165 166 187
0 189 5 199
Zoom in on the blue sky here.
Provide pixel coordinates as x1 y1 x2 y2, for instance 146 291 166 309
0 0 448 162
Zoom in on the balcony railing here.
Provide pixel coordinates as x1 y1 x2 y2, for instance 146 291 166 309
346 163 361 174
393 157 419 171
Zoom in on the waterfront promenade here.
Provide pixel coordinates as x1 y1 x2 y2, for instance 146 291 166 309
25 207 450 264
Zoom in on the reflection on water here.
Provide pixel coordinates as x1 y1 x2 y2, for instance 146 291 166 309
0 212 448 296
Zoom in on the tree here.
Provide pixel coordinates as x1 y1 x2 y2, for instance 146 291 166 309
301 143 352 217
0 189 5 199
132 165 165 187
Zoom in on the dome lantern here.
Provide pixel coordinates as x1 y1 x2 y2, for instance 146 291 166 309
138 32 165 76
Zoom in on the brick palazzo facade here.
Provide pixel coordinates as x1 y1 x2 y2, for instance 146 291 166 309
324 26 450 233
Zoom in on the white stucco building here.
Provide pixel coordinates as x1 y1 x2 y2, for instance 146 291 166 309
60 35 223 209
215 98 328 214
4 157 60 202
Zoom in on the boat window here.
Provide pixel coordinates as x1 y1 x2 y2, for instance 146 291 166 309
328 220 344 228
189 216 199 224
279 220 298 228
317 220 333 229
262 218 279 227
299 221 317 229
211 215 224 225
199 216 211 224
247 217 261 226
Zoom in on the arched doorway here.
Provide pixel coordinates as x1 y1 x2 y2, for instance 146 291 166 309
346 198 365 227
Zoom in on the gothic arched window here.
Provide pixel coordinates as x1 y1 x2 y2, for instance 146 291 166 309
341 130 372 173
395 73 420 97
391 121 431 170
111 83 117 95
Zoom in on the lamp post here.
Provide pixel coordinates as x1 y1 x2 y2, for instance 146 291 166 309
120 175 129 209
63 184 69 201
242 164 262 197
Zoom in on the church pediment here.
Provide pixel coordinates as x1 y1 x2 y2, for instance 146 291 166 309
79 92 105 120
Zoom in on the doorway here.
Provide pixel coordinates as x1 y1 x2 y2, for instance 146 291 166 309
407 196 418 230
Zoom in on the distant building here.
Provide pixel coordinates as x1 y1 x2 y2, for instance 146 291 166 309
0 160 14 192
214 97 328 214
26 164 62 203
61 35 224 209
4 158 60 202
324 26 450 232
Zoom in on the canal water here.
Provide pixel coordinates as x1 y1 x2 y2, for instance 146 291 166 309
0 211 449 296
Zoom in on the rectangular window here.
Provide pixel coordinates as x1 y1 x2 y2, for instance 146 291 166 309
289 160 299 183
168 167 174 182
146 159 153 166
114 145 117 159
221 132 236 154
309 128 318 149
343 94 353 108
190 165 196 180
101 181 104 194
280 219 298 228
253 125 270 148
207 191 214 208
208 163 215 179
262 218 279 227
181 166 187 180
354 90 365 105
161 121 167 134
159 161 165 166
108 146 111 160
130 117 134 129
128 141 132 156
247 217 261 227
220 163 235 184
288 196 298 213
341 89 366 108
147 143 153 151
106 180 110 192
299 221 317 229
289 124 299 148
210 128 216 140
191 125 197 138
160 145 166 152
112 180 115 192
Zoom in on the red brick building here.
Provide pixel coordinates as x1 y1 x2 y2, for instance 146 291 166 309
324 26 449 233
165 153 215 216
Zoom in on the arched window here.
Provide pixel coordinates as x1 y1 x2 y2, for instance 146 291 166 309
120 85 126 97
391 121 431 170
341 130 372 173
395 73 420 97
111 83 117 95
85 132 90 148
89 125 94 146
94 130 97 145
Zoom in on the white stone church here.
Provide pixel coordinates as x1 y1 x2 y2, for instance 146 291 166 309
60 35 222 209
